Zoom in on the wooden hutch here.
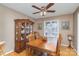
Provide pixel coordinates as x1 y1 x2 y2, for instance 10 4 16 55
14 19 34 53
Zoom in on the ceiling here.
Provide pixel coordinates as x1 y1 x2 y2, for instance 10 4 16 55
2 3 79 19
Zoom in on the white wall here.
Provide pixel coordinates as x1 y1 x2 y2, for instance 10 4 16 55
0 4 34 53
77 13 79 55
73 7 79 54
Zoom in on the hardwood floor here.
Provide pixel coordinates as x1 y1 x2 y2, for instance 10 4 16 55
60 46 76 56
5 46 77 56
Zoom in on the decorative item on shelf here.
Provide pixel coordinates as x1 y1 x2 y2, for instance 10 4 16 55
21 28 24 30
21 34 24 38
22 22 25 27
21 37 23 40
68 35 73 48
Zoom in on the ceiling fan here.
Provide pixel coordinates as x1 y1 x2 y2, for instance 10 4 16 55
32 3 56 16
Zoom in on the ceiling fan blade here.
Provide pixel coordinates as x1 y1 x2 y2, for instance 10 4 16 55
33 11 40 14
32 5 41 10
47 10 56 12
46 3 54 10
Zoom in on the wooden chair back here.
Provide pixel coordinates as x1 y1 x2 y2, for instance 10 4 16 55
0 41 5 55
27 32 35 41
56 33 63 56
28 32 42 41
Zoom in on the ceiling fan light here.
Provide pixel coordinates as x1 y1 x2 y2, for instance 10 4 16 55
40 11 46 16
44 11 46 15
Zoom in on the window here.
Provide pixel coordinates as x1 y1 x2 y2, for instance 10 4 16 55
44 20 59 44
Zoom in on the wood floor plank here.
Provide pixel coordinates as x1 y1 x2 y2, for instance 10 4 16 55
5 46 77 56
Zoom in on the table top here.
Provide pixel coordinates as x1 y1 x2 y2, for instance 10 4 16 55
26 39 57 53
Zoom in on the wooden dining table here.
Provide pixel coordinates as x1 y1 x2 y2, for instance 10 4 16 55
26 39 57 56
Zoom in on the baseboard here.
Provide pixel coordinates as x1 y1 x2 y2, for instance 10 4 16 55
73 48 77 55
76 50 79 55
3 50 14 56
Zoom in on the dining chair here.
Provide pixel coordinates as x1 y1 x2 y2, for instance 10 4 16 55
0 41 5 55
47 33 63 56
27 32 35 41
27 32 42 55
27 32 48 56
30 32 46 56
26 32 36 55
